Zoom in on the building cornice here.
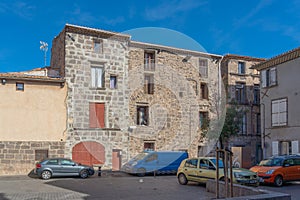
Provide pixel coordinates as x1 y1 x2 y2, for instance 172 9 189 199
252 46 300 70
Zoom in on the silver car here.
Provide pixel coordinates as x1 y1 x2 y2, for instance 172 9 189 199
34 158 95 180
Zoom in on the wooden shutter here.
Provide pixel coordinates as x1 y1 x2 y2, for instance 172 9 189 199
292 141 299 154
89 103 105 128
272 141 279 156
261 70 266 88
270 67 277 86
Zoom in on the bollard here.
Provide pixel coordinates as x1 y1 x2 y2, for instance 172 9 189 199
98 166 102 176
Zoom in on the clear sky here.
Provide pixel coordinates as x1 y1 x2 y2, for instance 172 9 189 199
0 0 299 72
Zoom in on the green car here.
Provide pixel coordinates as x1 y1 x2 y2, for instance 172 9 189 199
177 157 259 186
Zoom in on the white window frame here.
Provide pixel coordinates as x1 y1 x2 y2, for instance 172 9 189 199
271 98 287 127
261 67 277 88
91 66 105 88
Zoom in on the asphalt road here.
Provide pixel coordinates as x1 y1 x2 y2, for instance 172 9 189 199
0 174 215 200
260 181 300 200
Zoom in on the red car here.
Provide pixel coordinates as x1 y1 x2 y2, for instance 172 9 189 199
250 155 300 187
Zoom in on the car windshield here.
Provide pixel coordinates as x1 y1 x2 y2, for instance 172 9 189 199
132 152 149 161
258 158 283 166
210 158 224 168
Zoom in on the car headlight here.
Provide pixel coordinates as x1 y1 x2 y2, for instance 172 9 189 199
132 161 137 166
266 169 275 174
234 172 243 178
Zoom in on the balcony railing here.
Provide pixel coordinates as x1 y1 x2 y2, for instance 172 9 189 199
144 58 155 71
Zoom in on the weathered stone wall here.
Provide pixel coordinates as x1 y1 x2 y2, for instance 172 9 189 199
50 29 66 77
62 29 130 168
128 46 220 158
0 141 65 175
222 57 263 166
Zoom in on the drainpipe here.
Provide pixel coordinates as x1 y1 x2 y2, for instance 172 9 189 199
261 103 266 159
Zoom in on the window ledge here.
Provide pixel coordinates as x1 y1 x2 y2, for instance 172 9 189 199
89 87 106 90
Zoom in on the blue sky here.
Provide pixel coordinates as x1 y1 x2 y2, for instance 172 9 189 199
0 0 300 72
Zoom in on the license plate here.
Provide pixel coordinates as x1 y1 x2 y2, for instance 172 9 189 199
259 178 264 183
249 180 257 184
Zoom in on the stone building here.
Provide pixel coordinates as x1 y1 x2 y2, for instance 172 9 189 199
252 47 300 158
221 54 265 168
50 24 223 170
0 68 66 175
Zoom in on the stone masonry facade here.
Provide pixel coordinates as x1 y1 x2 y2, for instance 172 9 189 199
51 24 131 168
50 24 223 169
0 141 65 175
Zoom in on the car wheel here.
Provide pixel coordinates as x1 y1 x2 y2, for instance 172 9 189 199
80 170 89 179
41 170 52 180
178 173 188 185
137 168 146 177
274 175 283 187
220 177 230 183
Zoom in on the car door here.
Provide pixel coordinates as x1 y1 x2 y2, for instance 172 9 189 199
46 159 61 175
59 159 79 175
197 159 217 182
284 158 300 181
182 158 200 182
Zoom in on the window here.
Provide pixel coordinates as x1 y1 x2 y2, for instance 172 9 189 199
60 159 75 166
199 59 208 78
93 40 103 53
110 75 117 89
35 149 48 161
235 82 246 104
253 84 260 105
89 103 105 128
185 159 198 168
144 142 155 151
137 106 149 126
199 112 209 129
238 62 245 74
144 52 155 71
16 82 24 91
144 74 154 94
280 141 292 155
201 83 208 99
272 98 287 127
239 113 247 134
47 159 59 165
261 67 277 88
91 66 104 88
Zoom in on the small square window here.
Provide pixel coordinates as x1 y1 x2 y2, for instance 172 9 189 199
35 149 48 161
16 83 24 91
110 75 117 89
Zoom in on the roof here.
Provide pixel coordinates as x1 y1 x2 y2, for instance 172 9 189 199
0 67 64 83
222 54 266 62
64 24 131 40
252 46 300 70
130 41 222 58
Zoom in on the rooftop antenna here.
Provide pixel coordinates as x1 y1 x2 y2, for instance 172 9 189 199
40 41 48 66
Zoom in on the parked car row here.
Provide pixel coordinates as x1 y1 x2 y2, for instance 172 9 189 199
33 153 300 188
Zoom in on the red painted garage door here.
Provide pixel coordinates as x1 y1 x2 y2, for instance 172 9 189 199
72 141 105 166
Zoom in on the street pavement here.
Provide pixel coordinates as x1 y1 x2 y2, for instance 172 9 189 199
0 172 215 200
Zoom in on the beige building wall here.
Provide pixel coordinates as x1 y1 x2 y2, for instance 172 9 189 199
0 79 67 141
